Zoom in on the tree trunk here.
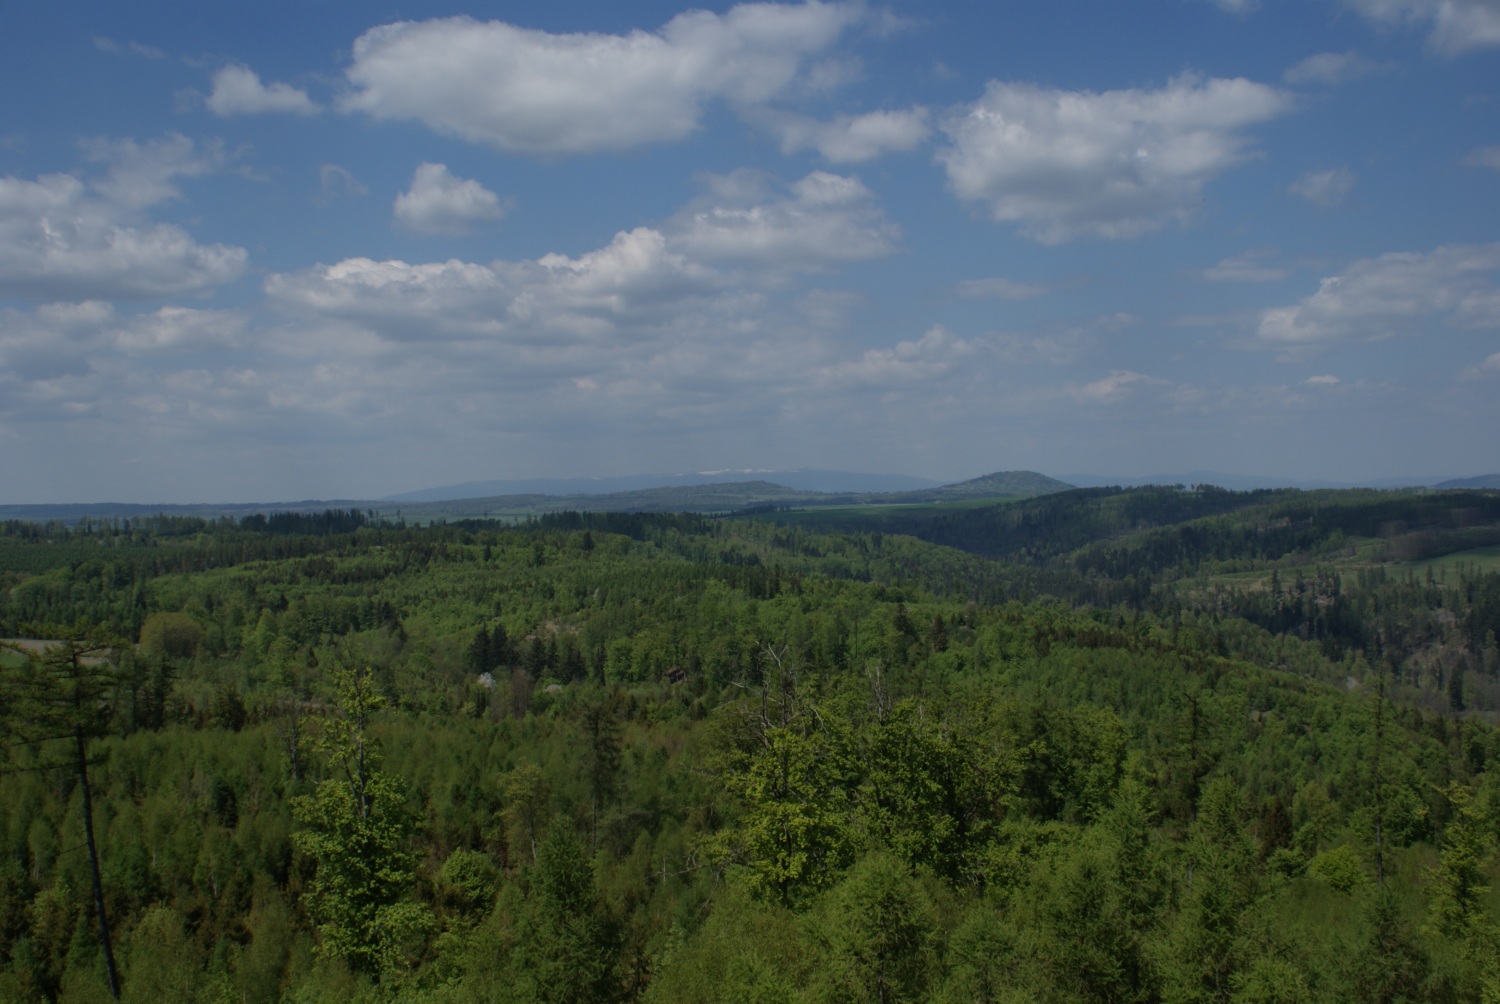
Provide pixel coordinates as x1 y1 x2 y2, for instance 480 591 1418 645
76 731 121 999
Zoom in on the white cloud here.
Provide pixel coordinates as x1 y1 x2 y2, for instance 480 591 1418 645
1306 374 1341 385
955 277 1051 300
937 74 1289 243
269 169 893 352
1464 146 1500 170
81 132 225 209
206 65 318 116
1257 243 1500 345
0 302 245 413
340 3 864 154
265 227 722 345
393 163 507 235
1283 51 1388 85
109 306 247 352
1290 167 1357 206
821 325 975 388
0 173 246 300
1075 370 1164 403
1209 0 1259 12
758 107 931 162
1346 0 1500 54
667 169 898 271
1204 249 1288 282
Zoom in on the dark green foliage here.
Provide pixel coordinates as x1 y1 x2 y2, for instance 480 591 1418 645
510 827 621 1003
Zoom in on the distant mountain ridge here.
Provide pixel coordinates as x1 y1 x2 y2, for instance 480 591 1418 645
11 470 1494 524
383 468 943 502
925 471 1075 499
1060 470 1490 491
387 470 1074 519
1436 474 1500 489
0 471 1071 523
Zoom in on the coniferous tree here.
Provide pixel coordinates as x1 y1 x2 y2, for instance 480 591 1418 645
1 633 124 999
512 827 621 1003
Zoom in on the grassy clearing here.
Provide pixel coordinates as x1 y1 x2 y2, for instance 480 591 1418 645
1396 544 1500 578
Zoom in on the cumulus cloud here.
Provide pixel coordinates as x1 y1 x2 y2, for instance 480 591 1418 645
270 168 894 352
206 65 318 116
340 3 864 154
758 107 931 162
1257 243 1500 345
1204 249 1288 282
937 74 1289 243
1283 50 1388 85
667 169 899 271
1345 0 1500 54
0 301 246 410
81 132 225 209
821 325 975 388
109 306 248 352
1290 167 1357 206
265 227 722 345
393 163 506 235
0 173 246 299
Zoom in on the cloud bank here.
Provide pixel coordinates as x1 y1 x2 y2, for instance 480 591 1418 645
1258 243 1500 345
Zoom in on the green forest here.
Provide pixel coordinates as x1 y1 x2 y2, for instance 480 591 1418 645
2 485 1499 1002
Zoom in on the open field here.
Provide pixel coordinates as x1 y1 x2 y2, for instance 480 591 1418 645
1396 544 1500 579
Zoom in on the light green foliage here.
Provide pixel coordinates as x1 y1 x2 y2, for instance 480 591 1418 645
1425 782 1495 940
1028 834 1155 1003
137 611 203 660
120 905 203 1003
1229 956 1312 1003
436 848 498 916
718 721 858 906
642 885 807 1004
859 700 1005 884
1160 776 1259 1003
805 851 937 1004
1339 887 1430 1002
291 664 431 976
500 762 551 865
1307 844 1366 893
940 902 1018 1003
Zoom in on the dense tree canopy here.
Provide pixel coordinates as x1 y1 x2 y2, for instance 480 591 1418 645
0 489 1497 1000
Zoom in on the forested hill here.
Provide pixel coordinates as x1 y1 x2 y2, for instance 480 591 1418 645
0 470 1071 523
1 496 1498 1001
760 484 1500 570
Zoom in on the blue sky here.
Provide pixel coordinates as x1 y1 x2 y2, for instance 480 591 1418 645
2 0 1498 502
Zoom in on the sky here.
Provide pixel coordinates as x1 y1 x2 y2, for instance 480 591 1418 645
1 0 1498 503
